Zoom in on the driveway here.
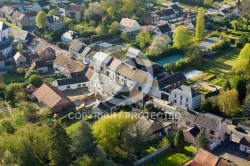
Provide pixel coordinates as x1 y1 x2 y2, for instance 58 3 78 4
211 142 250 166
227 124 250 142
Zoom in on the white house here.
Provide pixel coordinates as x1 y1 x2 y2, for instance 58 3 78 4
171 85 201 110
153 21 172 36
0 40 12 57
32 0 50 13
119 18 141 32
0 21 11 42
93 52 112 72
61 30 77 43
14 52 28 66
239 137 250 154
52 76 89 91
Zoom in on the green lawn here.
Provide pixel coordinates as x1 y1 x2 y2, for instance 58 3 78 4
197 48 240 86
145 149 190 166
2 74 25 84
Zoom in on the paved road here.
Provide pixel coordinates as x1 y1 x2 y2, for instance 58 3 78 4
227 124 250 141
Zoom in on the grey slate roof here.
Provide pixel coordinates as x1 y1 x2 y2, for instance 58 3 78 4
37 0 49 7
0 40 12 50
0 21 9 31
180 110 199 122
187 126 200 137
194 113 223 130
171 85 200 98
239 137 250 147
56 76 88 86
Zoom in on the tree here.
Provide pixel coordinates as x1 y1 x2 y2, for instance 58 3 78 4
1 150 16 166
233 43 250 79
17 44 23 52
47 9 58 16
185 46 203 66
122 0 135 14
107 7 114 18
0 119 15 134
36 11 47 29
14 90 27 101
236 79 247 102
194 129 209 150
28 74 43 87
245 95 250 116
149 36 166 54
195 8 205 40
84 2 105 20
95 24 106 35
92 146 116 166
4 83 23 100
173 26 192 50
120 32 129 42
223 80 231 90
235 35 248 48
48 122 71 166
174 129 184 149
92 112 135 154
17 68 25 75
16 101 38 122
218 88 239 117
25 70 39 79
203 0 213 7
230 20 239 31
70 121 96 158
159 137 169 148
135 30 151 50
78 155 93 166
109 21 120 35
240 0 250 30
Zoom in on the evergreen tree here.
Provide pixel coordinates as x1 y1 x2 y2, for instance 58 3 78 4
194 129 209 150
48 122 71 166
174 129 185 149
236 79 247 102
223 80 231 90
70 121 96 158
195 8 205 40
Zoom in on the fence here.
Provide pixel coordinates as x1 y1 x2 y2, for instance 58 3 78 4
133 143 172 166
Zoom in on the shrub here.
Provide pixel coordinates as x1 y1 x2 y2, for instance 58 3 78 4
57 42 70 49
90 34 112 43
17 68 25 75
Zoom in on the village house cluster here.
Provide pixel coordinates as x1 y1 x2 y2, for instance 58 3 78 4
0 0 249 164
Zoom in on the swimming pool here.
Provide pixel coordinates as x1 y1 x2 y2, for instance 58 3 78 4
156 54 184 66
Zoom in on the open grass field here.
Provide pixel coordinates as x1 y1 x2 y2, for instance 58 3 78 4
145 144 196 166
2 74 25 84
197 48 240 86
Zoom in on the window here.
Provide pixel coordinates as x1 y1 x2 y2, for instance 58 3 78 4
180 96 182 100
210 130 215 135
185 103 188 107
130 83 132 86
186 121 190 126
78 84 81 87
174 99 177 103
174 94 177 98
67 86 70 89
210 136 213 139
186 98 189 102
180 101 182 105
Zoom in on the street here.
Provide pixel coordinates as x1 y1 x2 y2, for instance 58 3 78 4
227 124 250 142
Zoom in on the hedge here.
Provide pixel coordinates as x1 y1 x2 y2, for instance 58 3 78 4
57 42 70 49
90 34 113 43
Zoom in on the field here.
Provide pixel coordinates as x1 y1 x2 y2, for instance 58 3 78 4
2 73 25 84
145 145 196 166
197 48 240 86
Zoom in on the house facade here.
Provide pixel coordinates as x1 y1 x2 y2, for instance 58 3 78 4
52 76 88 91
0 21 11 42
0 40 12 57
32 0 50 13
46 15 65 31
174 110 228 150
29 60 48 74
61 30 77 43
119 18 141 32
170 85 201 110
14 52 28 66
11 11 30 28
239 137 250 154
65 4 83 20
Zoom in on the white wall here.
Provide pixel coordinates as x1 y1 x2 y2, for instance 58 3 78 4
36 67 48 74
170 92 201 110
239 144 250 153
1 45 12 57
58 82 87 91
0 27 11 42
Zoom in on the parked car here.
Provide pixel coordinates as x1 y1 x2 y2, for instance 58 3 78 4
235 126 248 134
